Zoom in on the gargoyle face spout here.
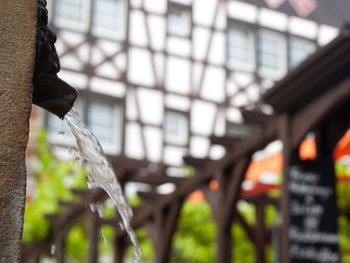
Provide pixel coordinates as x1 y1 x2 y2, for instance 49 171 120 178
33 0 77 119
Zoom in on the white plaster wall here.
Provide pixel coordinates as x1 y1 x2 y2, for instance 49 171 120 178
166 94 191 111
129 10 149 47
137 88 164 125
318 25 339 46
200 66 226 103
190 136 210 158
191 100 216 135
154 52 165 81
59 54 84 71
144 0 167 14
164 146 187 166
193 0 217 26
128 48 155 86
126 91 138 121
166 57 191 94
90 78 126 97
227 1 258 23
57 70 88 90
95 62 121 79
192 62 204 92
193 27 210 61
209 145 226 160
289 17 318 39
167 37 191 57
125 122 145 159
145 127 163 162
209 32 226 66
226 107 242 123
148 15 166 51
171 0 192 6
259 8 288 32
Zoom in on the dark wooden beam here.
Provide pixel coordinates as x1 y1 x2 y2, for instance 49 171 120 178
88 212 99 263
137 191 169 203
145 199 183 263
223 158 250 224
234 209 255 242
209 135 241 148
255 200 267 263
54 238 65 263
290 77 350 148
183 156 212 168
129 174 186 186
114 235 126 263
241 109 272 126
279 115 291 263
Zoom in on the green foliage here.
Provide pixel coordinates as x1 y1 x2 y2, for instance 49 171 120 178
65 224 89 262
172 201 215 263
23 130 87 257
336 160 350 262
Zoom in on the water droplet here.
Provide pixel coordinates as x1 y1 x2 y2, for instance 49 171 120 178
51 245 56 255
58 121 65 137
101 229 108 245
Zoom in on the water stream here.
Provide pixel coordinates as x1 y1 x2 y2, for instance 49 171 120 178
65 108 141 262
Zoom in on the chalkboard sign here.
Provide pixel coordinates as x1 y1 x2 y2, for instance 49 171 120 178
288 156 339 263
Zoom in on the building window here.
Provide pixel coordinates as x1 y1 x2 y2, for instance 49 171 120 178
226 122 260 139
227 23 255 71
164 111 188 145
47 97 123 155
258 29 287 78
87 98 123 154
167 4 191 37
54 0 90 30
47 98 84 143
289 37 316 68
92 0 127 39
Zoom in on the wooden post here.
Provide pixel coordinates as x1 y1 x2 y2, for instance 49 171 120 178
88 211 99 263
203 158 250 263
216 220 233 263
145 200 183 263
54 239 66 263
279 115 291 263
255 199 266 263
114 235 126 263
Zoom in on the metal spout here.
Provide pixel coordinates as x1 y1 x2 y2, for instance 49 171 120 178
33 73 77 119
33 0 77 119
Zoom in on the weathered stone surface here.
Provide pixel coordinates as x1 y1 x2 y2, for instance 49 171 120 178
0 1 37 262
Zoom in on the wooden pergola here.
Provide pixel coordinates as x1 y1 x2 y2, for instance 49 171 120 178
22 25 350 263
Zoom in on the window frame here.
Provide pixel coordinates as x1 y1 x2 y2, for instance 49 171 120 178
257 28 288 79
86 94 124 155
226 20 256 72
46 91 125 156
53 0 91 32
91 0 128 40
164 109 189 146
288 35 317 69
167 2 192 38
225 121 261 139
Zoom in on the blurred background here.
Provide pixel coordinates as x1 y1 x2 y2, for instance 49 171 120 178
24 0 350 262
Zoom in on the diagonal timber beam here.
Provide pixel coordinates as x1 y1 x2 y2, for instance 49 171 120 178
145 199 183 263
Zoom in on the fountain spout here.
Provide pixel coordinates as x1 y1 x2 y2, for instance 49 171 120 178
32 0 77 119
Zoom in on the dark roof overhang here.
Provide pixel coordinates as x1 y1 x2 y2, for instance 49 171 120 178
263 24 350 114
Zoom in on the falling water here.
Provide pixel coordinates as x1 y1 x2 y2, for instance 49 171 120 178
65 108 141 263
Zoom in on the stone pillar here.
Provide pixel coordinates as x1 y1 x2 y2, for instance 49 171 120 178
0 1 37 262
